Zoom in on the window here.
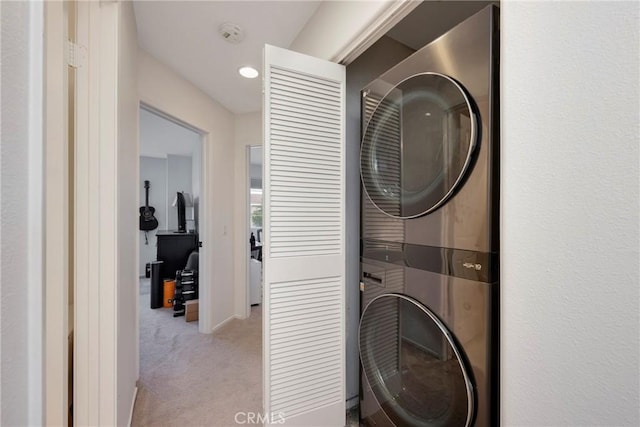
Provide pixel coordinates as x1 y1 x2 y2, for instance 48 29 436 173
250 188 263 228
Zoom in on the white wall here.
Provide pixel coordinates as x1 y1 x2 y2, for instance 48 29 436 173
138 49 236 332
501 2 639 425
139 156 168 273
0 1 44 424
233 112 262 318
116 2 139 425
344 35 414 406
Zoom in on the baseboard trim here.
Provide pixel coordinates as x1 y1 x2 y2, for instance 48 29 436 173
211 315 236 333
127 386 138 427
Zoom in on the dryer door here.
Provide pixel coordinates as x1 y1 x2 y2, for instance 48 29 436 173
360 73 477 219
359 293 474 427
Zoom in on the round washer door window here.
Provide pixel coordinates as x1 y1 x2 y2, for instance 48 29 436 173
361 73 477 219
359 294 474 427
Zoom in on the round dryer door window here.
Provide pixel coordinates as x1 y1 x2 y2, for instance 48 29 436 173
359 294 474 427
360 73 477 219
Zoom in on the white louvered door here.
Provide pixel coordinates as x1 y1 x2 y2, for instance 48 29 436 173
263 44 346 426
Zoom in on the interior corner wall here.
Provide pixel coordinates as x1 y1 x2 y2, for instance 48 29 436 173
233 112 262 318
139 156 168 274
116 1 139 425
138 49 235 332
344 35 415 406
502 2 639 425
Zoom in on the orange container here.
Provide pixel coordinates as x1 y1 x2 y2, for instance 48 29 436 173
163 279 175 308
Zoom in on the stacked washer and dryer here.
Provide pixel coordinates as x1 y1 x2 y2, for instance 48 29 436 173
359 6 499 427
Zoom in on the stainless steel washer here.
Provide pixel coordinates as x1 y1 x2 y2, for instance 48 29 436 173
359 6 499 426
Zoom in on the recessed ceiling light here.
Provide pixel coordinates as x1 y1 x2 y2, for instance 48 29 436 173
239 66 259 79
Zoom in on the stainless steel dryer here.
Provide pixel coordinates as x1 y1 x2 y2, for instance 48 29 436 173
359 6 499 427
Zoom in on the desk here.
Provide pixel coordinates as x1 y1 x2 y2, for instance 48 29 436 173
156 230 198 279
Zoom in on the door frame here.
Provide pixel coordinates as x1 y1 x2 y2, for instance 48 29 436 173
44 1 69 425
245 144 262 316
72 0 119 424
50 0 419 424
138 102 211 334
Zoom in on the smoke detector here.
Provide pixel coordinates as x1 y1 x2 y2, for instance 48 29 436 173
219 22 245 44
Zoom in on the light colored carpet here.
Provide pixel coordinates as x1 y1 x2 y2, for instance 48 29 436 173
132 279 262 426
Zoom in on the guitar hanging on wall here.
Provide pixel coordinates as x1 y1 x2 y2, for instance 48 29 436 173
140 180 159 244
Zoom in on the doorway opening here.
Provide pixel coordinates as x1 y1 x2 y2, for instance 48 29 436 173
132 106 263 425
134 104 205 422
138 104 203 324
247 145 263 313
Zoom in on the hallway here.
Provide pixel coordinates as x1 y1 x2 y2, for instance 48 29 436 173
132 279 262 426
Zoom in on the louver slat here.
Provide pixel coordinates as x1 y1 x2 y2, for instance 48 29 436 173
269 277 342 418
269 67 342 258
264 45 345 425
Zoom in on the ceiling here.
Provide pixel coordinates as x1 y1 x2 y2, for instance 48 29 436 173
133 1 321 114
133 1 497 116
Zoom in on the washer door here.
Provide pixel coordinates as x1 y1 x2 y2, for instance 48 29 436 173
359 294 474 427
360 73 477 219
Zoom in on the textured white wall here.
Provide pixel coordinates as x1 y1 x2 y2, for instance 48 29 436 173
116 2 140 425
501 2 639 425
0 1 44 424
138 49 235 331
1 2 32 424
233 112 262 318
